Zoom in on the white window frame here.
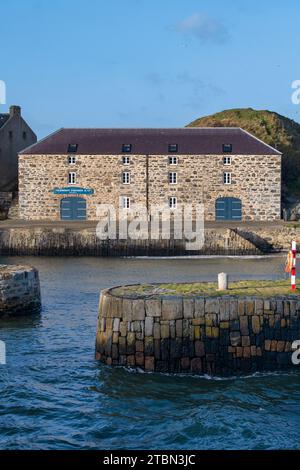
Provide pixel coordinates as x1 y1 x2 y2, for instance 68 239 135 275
169 156 178 165
223 156 231 165
169 172 177 184
122 172 130 184
121 196 130 209
123 156 130 165
223 172 231 185
68 156 76 165
68 172 76 185
169 196 177 209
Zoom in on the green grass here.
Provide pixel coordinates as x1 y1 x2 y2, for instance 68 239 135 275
111 279 300 298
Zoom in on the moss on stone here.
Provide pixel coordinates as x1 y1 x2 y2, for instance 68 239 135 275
111 279 300 298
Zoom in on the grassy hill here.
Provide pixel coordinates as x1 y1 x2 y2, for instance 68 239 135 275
187 108 300 200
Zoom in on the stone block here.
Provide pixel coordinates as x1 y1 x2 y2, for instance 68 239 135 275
230 331 241 346
277 341 285 352
252 316 261 334
112 332 119 344
119 321 127 337
242 336 250 347
194 325 201 339
211 327 219 338
195 340 205 357
135 352 144 367
190 357 202 373
246 300 254 315
145 316 154 336
255 298 264 314
145 356 155 371
229 299 238 320
219 299 230 321
162 298 183 320
283 301 290 316
276 300 283 315
264 339 271 351
271 340 277 352
127 332 135 354
161 339 170 361
182 319 190 337
127 355 135 367
132 299 145 321
243 346 251 358
240 316 249 335
205 298 220 314
153 322 161 339
112 344 118 359
145 299 161 317
144 337 154 356
205 326 212 337
236 346 243 358
154 339 161 359
238 300 245 316
170 320 176 338
119 336 127 355
122 299 133 321
180 357 190 370
176 319 183 337
136 340 144 352
113 318 120 332
220 321 229 329
194 298 205 318
183 298 194 318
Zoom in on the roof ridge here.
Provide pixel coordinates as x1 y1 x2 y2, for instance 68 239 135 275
239 127 282 155
19 128 63 154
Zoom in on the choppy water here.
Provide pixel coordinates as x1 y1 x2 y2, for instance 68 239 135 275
0 255 299 450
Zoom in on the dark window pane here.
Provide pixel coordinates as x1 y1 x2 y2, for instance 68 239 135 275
222 144 232 153
68 144 78 153
122 144 132 153
168 144 178 152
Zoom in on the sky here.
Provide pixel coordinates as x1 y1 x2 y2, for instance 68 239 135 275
1 0 300 139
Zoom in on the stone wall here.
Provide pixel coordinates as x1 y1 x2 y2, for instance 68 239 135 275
0 264 41 318
0 227 261 256
95 288 300 375
0 192 12 220
19 153 281 221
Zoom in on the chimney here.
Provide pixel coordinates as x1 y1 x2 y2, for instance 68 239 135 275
9 105 21 117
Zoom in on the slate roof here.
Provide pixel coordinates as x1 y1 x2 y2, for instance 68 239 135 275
20 127 281 155
0 114 10 129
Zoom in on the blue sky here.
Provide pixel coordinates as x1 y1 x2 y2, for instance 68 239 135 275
1 0 300 138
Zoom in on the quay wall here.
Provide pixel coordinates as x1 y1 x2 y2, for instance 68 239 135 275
0 227 262 256
95 288 300 376
0 223 299 256
0 264 41 318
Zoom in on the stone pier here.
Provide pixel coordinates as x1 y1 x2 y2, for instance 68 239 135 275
0 264 41 318
95 284 300 376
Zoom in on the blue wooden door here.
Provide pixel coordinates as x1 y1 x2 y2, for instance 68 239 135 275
60 197 87 220
215 197 242 221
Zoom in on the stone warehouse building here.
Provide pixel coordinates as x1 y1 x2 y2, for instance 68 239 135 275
19 128 281 221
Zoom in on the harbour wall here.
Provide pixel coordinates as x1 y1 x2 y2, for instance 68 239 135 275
0 223 298 256
0 226 265 256
95 288 300 375
0 264 41 318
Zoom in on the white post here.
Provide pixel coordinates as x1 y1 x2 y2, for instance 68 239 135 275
218 272 228 290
